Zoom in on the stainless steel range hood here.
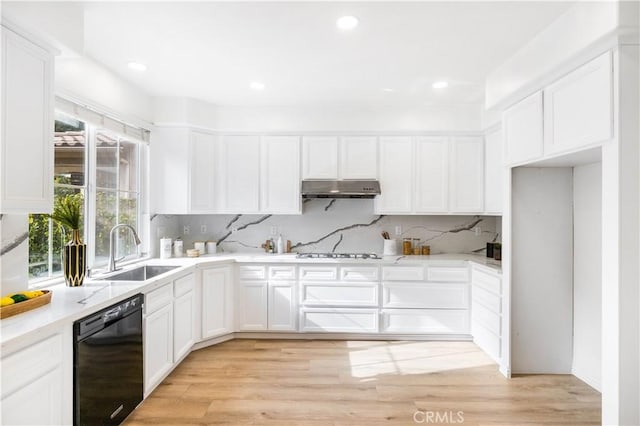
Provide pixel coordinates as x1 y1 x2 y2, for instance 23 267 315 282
301 180 381 199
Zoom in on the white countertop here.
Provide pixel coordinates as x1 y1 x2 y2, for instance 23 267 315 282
1 253 500 348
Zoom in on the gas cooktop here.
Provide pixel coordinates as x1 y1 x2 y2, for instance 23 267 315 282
296 253 381 260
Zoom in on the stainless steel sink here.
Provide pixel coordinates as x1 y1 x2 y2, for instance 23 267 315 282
100 265 179 281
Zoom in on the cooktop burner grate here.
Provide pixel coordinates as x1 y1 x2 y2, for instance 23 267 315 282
296 253 381 260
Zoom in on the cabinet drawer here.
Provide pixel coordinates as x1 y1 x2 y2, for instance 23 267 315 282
238 265 266 280
340 266 379 281
381 266 424 281
381 309 469 334
300 308 378 333
472 301 501 335
472 268 502 295
1 333 62 398
472 322 501 362
426 265 469 282
299 266 338 281
269 266 296 280
301 282 378 307
472 285 501 314
145 283 173 314
174 272 195 297
382 282 468 309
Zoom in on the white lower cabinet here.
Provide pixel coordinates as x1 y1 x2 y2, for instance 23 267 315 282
144 295 173 395
471 265 503 363
300 308 379 333
236 280 269 331
236 265 298 332
173 274 196 361
201 265 234 339
381 309 469 334
268 281 297 331
144 272 196 395
380 264 470 335
1 329 71 425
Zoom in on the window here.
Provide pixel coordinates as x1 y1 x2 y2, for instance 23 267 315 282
29 111 148 282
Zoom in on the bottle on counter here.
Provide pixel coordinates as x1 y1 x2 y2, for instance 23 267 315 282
276 234 284 254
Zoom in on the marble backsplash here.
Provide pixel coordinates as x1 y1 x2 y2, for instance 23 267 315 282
150 199 500 257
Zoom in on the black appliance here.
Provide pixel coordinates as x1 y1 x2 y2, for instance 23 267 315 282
296 252 381 259
74 294 144 425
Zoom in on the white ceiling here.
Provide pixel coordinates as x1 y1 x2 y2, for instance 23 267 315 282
81 1 574 108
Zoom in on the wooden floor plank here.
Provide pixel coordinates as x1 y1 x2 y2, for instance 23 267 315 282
125 339 600 425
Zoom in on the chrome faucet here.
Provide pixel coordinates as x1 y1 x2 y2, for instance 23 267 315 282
107 224 142 272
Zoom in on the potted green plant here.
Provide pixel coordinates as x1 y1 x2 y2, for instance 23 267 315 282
48 193 86 286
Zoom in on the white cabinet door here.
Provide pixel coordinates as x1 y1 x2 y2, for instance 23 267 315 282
544 52 613 155
339 136 378 179
173 289 195 361
1 27 54 214
261 136 301 214
202 266 233 339
503 91 544 165
268 281 297 331
217 135 260 213
302 136 339 179
144 303 173 394
189 130 217 212
449 137 484 213
414 137 448 213
375 136 413 213
236 281 268 331
484 128 503 214
1 333 68 425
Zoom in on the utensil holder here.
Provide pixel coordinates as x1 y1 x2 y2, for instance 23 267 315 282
383 239 397 256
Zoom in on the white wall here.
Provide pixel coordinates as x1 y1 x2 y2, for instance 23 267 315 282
153 97 483 132
572 162 602 391
511 167 574 374
485 1 622 110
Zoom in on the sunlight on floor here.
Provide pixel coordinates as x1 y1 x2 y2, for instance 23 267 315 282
346 341 495 378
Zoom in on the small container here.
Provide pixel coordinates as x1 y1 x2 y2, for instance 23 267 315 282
486 242 494 258
402 238 412 255
186 249 200 258
412 238 420 255
421 245 430 255
383 239 397 256
493 243 502 261
206 241 217 254
173 239 184 257
194 241 206 255
160 238 172 259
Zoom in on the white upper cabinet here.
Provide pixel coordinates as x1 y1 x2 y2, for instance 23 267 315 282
375 137 413 213
261 136 301 214
450 137 484 213
302 136 339 179
1 27 55 214
503 91 544 165
189 131 217 212
484 129 503 214
544 51 613 155
414 137 448 213
339 136 378 179
217 135 260 213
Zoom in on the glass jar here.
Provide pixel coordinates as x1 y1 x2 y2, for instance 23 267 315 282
412 239 420 255
421 245 431 255
402 238 412 255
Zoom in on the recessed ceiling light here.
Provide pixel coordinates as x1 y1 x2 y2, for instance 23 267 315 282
382 88 394 93
127 62 147 72
250 81 265 91
432 81 449 89
336 15 359 30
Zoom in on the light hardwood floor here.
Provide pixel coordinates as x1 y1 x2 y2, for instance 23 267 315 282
125 339 600 425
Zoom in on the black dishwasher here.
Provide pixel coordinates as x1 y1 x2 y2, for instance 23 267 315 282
73 294 144 425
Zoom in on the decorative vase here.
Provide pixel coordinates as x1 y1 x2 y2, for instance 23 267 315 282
63 229 86 287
